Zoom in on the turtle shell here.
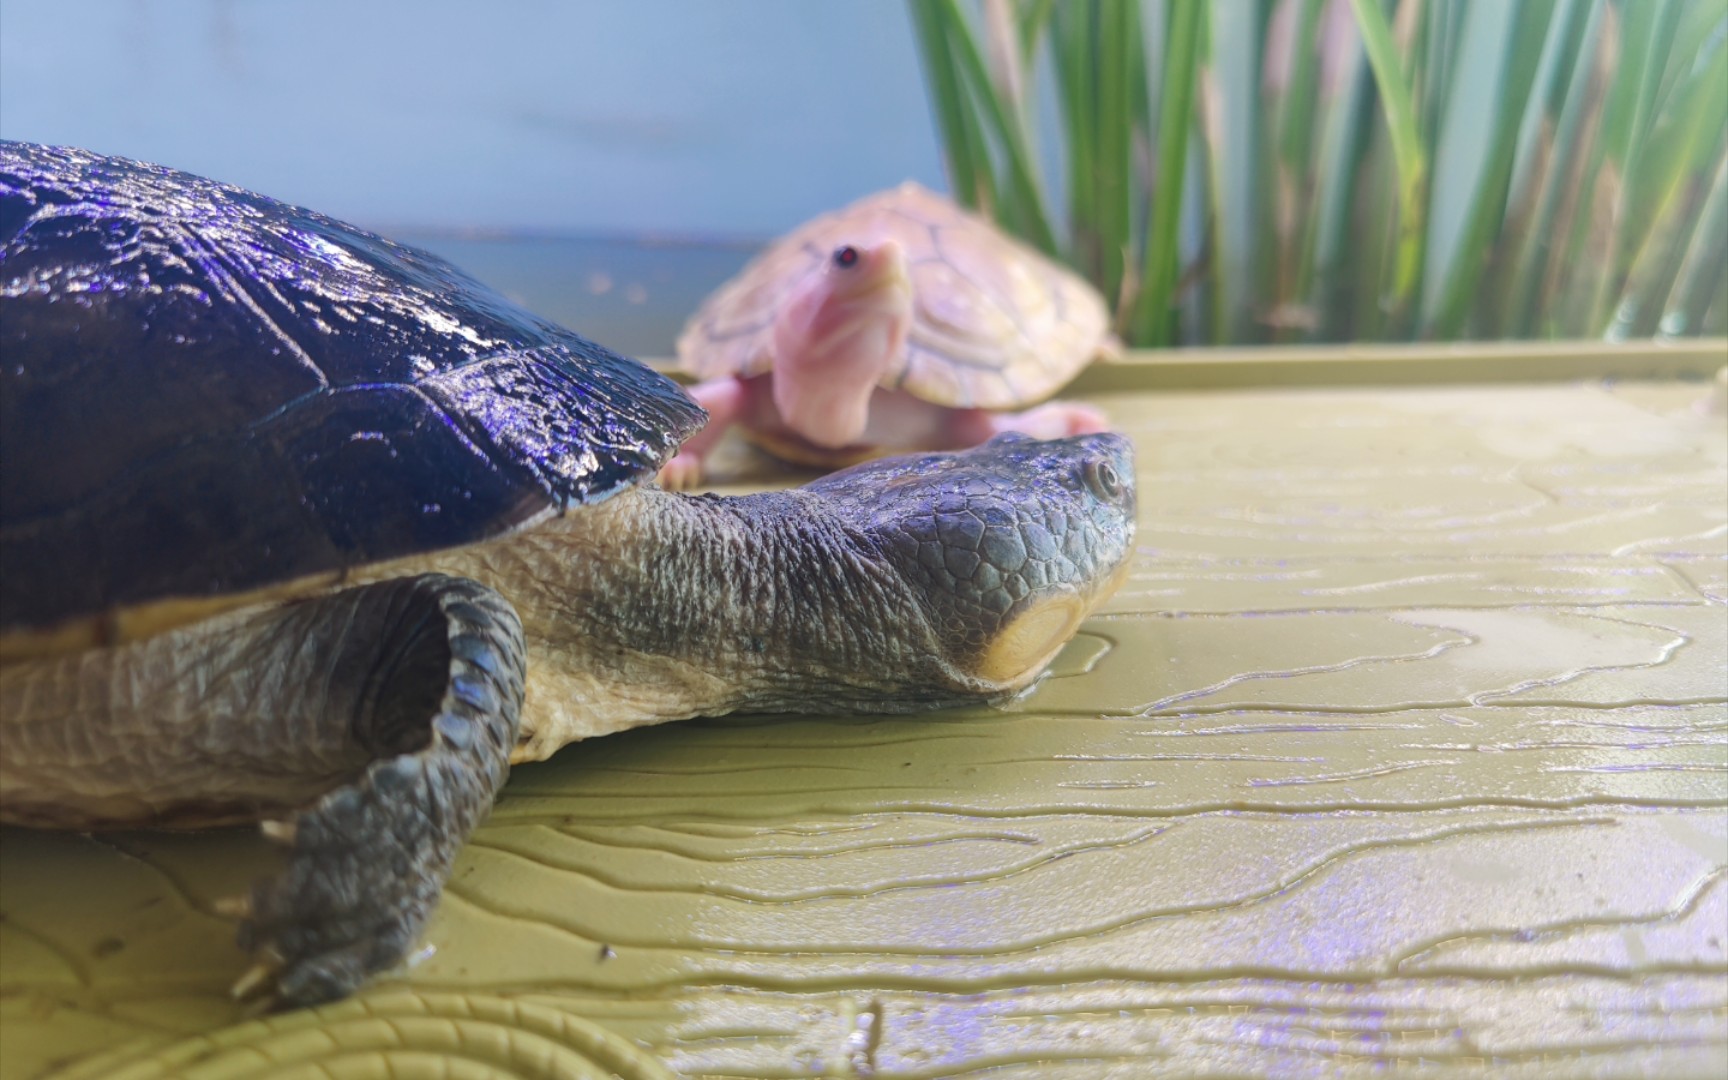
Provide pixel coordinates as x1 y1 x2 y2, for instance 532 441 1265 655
677 182 1113 410
0 141 705 640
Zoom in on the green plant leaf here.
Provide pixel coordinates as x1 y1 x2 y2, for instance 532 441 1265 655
1347 0 1428 328
1310 4 1376 341
1662 138 1728 337
909 0 1004 211
1424 0 1557 338
904 0 1724 346
1586 0 1688 332
1135 0 1203 344
932 0 1058 252
1204 0 1271 344
1500 0 1605 338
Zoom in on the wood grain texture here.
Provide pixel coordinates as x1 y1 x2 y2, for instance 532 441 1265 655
1 378 1723 1078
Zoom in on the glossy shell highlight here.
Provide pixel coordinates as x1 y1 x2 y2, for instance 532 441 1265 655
0 141 705 635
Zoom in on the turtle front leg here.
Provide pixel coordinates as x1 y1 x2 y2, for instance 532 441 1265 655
0 573 525 1009
226 574 526 1008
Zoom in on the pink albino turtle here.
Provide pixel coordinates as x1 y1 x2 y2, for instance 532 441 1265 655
662 182 1117 486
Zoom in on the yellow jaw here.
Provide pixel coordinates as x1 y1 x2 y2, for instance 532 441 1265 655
971 557 1134 690
974 595 1087 688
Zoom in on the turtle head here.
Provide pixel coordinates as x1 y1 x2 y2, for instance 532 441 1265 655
770 239 914 450
808 431 1137 695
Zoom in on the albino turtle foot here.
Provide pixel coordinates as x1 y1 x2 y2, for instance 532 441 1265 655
656 376 746 490
657 449 707 491
227 575 525 1009
988 401 1111 440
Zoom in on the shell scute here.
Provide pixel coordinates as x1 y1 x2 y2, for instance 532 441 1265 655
0 141 704 635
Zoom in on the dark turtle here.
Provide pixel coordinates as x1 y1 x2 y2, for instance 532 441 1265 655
0 142 1137 1009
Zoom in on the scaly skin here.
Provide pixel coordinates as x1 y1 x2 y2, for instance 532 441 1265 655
0 432 1136 1009
1 574 525 1008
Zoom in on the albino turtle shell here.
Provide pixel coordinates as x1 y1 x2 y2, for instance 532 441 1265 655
678 182 1113 410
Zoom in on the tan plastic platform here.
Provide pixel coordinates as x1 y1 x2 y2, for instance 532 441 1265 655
3 348 1726 1078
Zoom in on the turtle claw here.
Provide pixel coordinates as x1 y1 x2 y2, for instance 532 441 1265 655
405 943 438 968
232 797 422 1007
259 819 298 846
213 894 253 919
229 949 284 1002
231 742 476 1009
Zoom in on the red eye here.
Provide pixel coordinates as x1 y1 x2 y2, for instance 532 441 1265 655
833 245 859 268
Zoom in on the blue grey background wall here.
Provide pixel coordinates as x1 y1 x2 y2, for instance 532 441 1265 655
0 0 946 240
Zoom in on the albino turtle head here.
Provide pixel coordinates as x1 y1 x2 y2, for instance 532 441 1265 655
770 238 914 449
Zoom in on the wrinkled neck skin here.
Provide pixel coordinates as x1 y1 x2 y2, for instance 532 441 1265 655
413 487 980 763
770 249 914 449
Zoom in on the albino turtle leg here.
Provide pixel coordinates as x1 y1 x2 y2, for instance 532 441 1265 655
934 402 1112 448
658 376 746 490
0 573 525 1010
983 401 1111 439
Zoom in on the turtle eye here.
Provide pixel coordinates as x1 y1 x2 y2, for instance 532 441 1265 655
833 245 860 269
1083 458 1124 501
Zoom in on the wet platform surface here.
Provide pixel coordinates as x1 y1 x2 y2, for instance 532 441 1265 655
2 375 1725 1078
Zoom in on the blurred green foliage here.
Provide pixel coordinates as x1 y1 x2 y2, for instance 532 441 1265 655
908 0 1728 346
